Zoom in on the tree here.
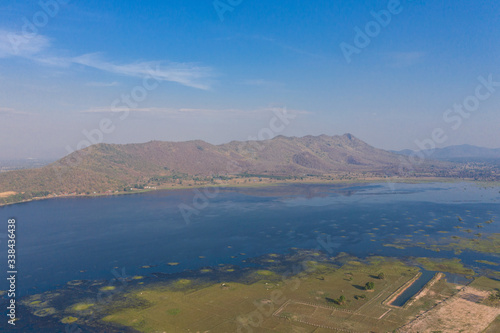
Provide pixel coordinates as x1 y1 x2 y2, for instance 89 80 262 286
338 295 346 305
377 272 385 280
365 282 375 290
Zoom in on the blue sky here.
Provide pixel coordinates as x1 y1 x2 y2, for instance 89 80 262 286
0 0 499 159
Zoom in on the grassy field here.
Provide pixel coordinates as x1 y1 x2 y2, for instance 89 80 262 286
100 256 472 332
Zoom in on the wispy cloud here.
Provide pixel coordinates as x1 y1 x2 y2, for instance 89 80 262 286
0 29 214 90
0 29 50 58
0 107 34 115
72 53 213 90
81 106 178 114
81 106 311 116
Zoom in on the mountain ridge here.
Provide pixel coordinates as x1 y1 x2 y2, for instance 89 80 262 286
391 144 500 161
0 133 469 205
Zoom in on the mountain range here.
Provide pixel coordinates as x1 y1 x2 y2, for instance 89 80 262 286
0 134 438 198
3 134 496 205
391 144 500 162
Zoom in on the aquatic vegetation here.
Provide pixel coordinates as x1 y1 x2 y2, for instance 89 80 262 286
100 286 116 291
414 257 475 276
383 244 406 249
132 276 144 280
34 308 56 317
176 279 191 285
200 269 212 273
475 260 499 266
61 316 78 324
256 270 275 276
167 262 180 266
67 280 84 286
72 303 95 311
415 234 499 254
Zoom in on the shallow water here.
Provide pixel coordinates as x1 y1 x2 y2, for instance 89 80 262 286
391 269 436 307
0 182 498 298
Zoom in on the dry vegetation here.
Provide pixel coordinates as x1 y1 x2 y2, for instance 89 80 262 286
398 285 500 333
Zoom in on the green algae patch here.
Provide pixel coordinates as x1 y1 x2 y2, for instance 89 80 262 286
172 279 192 288
34 307 56 317
167 262 179 266
414 257 475 276
391 233 500 255
101 285 117 291
200 268 212 273
67 280 84 286
383 243 406 249
61 316 78 324
256 270 275 276
72 303 95 311
132 276 144 280
475 260 499 266
448 234 500 253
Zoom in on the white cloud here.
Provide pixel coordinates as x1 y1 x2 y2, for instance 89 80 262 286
72 53 213 90
0 107 33 115
0 29 214 90
0 29 50 58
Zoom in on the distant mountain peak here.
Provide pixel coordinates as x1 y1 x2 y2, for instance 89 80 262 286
343 133 354 140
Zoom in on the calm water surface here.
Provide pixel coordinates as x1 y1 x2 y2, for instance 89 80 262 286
0 182 499 297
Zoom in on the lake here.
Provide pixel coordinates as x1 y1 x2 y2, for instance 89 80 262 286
0 181 499 300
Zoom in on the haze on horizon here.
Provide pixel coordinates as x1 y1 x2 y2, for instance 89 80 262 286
1 0 499 160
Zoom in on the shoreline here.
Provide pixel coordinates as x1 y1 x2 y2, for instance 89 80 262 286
1 177 498 208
